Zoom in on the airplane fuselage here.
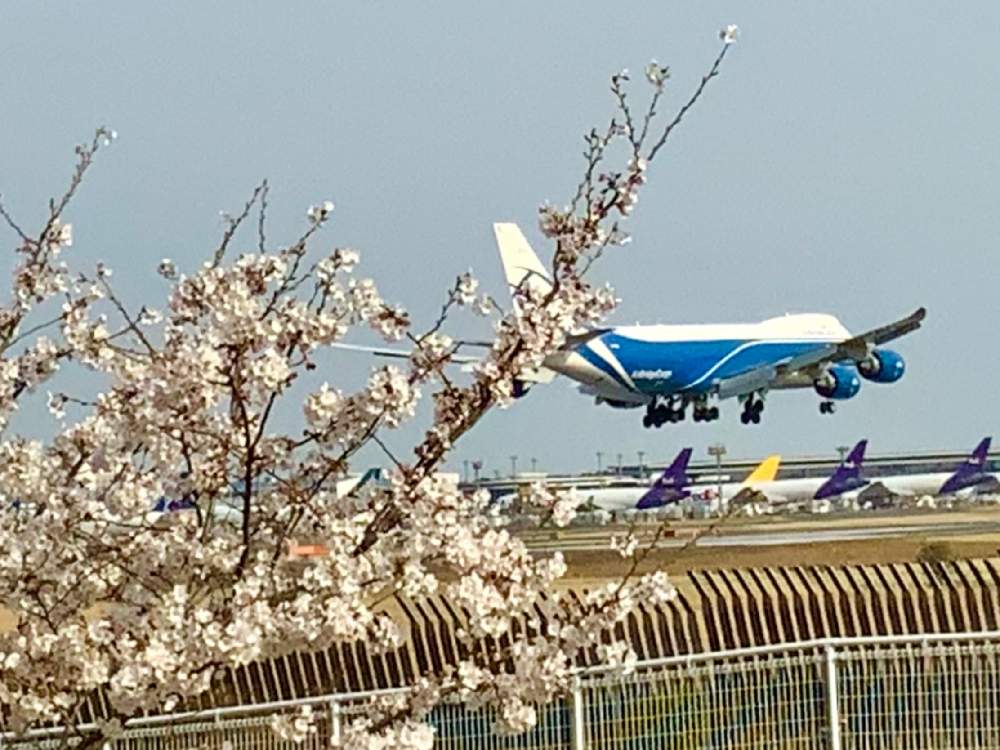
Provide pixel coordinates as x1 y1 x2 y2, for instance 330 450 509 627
545 313 852 406
877 472 998 497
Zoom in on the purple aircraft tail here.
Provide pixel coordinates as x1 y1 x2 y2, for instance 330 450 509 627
636 448 693 509
939 437 992 494
814 439 869 500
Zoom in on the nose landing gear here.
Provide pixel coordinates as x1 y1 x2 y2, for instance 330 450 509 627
819 400 836 415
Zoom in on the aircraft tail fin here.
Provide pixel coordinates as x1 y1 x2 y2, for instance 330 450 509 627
970 436 992 466
814 439 868 500
940 436 992 494
335 468 382 499
743 455 781 485
636 448 692 509
655 447 693 490
842 439 867 472
494 223 553 305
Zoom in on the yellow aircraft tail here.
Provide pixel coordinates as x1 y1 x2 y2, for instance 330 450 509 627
742 454 781 485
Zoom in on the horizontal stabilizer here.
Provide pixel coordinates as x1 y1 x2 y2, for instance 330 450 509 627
516 367 557 384
331 342 479 364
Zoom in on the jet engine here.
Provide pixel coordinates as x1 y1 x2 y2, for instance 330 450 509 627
814 365 861 400
857 348 905 383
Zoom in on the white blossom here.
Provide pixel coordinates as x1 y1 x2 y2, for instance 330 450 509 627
52 220 73 248
306 200 335 223
720 24 739 44
644 60 669 87
456 271 479 305
0 41 723 741
610 533 639 558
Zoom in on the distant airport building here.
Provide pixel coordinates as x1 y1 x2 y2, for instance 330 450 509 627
468 445 1000 500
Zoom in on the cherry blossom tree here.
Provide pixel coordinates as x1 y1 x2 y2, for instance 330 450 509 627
0 28 735 749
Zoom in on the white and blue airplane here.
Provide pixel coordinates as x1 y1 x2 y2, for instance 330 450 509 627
493 223 926 428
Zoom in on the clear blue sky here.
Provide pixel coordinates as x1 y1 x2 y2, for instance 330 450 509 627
1 2 997 475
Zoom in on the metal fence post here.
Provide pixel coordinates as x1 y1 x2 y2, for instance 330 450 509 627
825 644 842 750
571 675 586 750
329 699 342 746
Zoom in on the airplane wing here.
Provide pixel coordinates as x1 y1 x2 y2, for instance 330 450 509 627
330 342 559 384
333 325 610 370
714 307 926 399
330 342 481 364
832 306 926 360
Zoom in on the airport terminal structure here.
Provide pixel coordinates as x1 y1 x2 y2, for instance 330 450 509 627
470 442 1000 513
473 444 1000 493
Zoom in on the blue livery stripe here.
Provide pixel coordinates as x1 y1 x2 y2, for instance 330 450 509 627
578 345 635 392
596 333 832 396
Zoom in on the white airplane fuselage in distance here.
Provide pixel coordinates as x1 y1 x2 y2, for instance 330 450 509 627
691 477 827 506
694 473 998 506
875 472 997 498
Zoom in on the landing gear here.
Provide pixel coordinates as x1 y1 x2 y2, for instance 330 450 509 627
740 393 765 425
692 397 720 423
819 400 836 415
643 395 722 427
692 406 720 423
642 396 688 428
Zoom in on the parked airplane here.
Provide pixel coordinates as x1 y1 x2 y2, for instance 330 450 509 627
147 468 385 526
644 452 783 510
495 450 781 513
599 447 693 511
690 440 870 506
493 223 926 428
871 437 995 498
493 448 694 513
697 438 996 508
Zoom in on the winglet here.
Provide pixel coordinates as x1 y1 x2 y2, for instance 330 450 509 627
743 455 781 485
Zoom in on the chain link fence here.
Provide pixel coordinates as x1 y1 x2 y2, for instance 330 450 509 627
8 632 1000 749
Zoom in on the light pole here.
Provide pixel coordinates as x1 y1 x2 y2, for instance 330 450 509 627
472 460 482 485
510 455 518 478
596 451 603 474
837 445 849 463
617 452 623 475
708 443 727 512
463 460 469 484
638 450 645 478
531 457 538 472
